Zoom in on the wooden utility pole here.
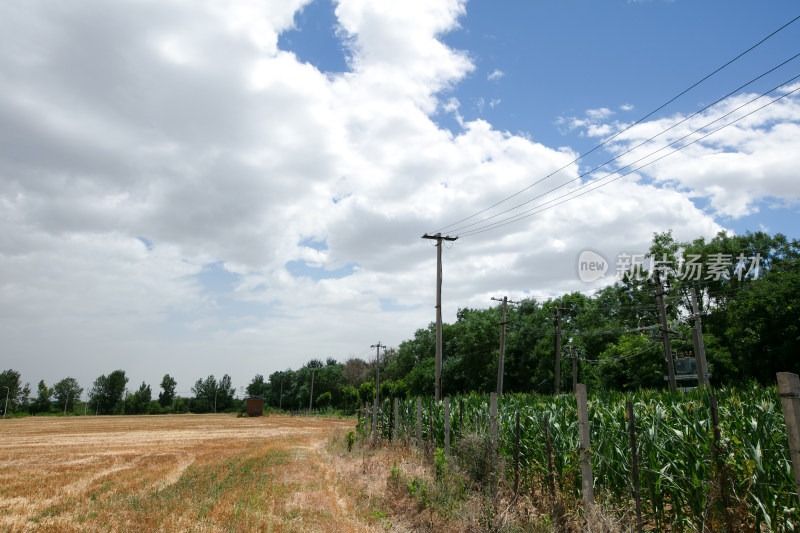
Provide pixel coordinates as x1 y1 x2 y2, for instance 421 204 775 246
422 232 457 401
654 271 677 393
554 305 563 395
777 372 800 508
279 374 283 410
491 296 517 395
577 383 594 503
371 342 385 442
690 288 710 386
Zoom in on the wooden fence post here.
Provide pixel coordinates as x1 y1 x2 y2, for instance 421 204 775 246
514 411 521 496
576 384 594 504
777 372 800 508
444 397 451 458
627 401 643 533
544 417 556 496
416 397 422 447
428 400 434 453
372 400 378 443
490 392 498 445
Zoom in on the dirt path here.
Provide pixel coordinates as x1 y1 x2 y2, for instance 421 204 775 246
0 414 382 532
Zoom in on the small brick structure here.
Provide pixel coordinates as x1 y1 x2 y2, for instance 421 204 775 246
245 397 265 417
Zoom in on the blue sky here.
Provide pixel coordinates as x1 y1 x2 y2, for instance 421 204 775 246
1 0 798 393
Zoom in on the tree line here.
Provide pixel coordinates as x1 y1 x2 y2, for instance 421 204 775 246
2 230 797 417
0 370 237 416
232 230 800 411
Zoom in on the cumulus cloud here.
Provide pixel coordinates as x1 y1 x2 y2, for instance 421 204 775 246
597 84 800 217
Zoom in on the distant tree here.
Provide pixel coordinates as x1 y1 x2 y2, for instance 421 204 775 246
246 374 269 398
339 385 358 412
90 370 128 414
0 369 24 414
216 374 235 411
18 383 31 412
342 358 369 387
158 374 177 407
125 382 152 414
357 381 375 406
316 391 332 408
326 357 338 367
191 376 214 413
31 380 52 415
53 378 83 414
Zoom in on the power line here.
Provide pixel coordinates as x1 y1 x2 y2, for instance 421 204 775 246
433 14 800 235
458 80 800 237
447 59 800 235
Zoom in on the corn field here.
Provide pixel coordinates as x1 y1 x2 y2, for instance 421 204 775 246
364 385 799 531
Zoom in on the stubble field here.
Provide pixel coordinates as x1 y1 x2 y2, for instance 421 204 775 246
0 414 378 532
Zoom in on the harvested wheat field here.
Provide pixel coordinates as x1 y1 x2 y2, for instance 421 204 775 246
0 414 382 532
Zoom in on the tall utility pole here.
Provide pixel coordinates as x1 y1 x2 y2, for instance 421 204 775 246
422 232 458 401
371 342 385 442
690 288 710 386
654 270 677 393
554 305 564 395
491 296 517 395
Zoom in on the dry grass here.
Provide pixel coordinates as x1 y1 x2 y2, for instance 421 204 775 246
0 414 385 532
323 435 629 533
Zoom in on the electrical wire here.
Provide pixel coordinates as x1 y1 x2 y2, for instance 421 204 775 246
447 60 800 235
458 81 800 237
433 14 800 234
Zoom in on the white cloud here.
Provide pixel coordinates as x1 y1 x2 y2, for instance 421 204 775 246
487 69 504 81
586 107 614 120
600 87 800 218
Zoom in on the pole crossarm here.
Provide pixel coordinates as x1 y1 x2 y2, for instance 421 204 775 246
421 233 458 242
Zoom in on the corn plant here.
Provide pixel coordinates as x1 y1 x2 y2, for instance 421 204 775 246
391 385 797 531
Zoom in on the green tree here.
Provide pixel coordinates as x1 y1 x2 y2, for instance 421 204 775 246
316 391 332 408
31 380 52 414
90 370 128 414
0 369 26 414
216 374 235 411
191 375 217 413
357 381 375 405
53 377 83 414
158 374 177 407
246 374 269 398
339 385 358 412
125 382 152 414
